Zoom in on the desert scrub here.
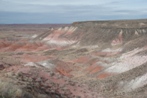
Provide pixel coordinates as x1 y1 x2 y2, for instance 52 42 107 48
0 79 34 98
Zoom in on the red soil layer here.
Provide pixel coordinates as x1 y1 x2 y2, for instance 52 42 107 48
97 73 112 79
0 40 49 52
53 60 73 77
0 40 11 48
87 64 103 74
35 44 49 51
56 67 72 77
0 39 114 80
72 56 90 63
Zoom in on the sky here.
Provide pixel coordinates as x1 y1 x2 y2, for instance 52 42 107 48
0 0 147 24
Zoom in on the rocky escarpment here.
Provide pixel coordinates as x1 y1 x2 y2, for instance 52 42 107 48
72 19 147 45
35 19 147 47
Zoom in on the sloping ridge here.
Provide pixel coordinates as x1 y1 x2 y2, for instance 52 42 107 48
33 19 147 98
37 19 147 46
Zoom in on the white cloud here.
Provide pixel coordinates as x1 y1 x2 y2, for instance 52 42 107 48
0 0 147 23
0 0 147 13
2 0 116 5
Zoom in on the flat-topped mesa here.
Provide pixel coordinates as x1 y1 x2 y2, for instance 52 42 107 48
72 19 147 28
70 19 147 46
34 19 147 47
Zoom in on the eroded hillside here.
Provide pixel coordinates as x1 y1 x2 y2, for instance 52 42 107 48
0 20 147 98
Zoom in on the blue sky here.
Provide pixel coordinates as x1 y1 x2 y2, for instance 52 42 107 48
0 0 147 24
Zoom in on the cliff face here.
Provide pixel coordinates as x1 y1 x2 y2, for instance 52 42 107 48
0 19 147 98
38 19 147 46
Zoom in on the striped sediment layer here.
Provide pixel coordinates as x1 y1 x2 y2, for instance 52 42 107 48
0 19 147 98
